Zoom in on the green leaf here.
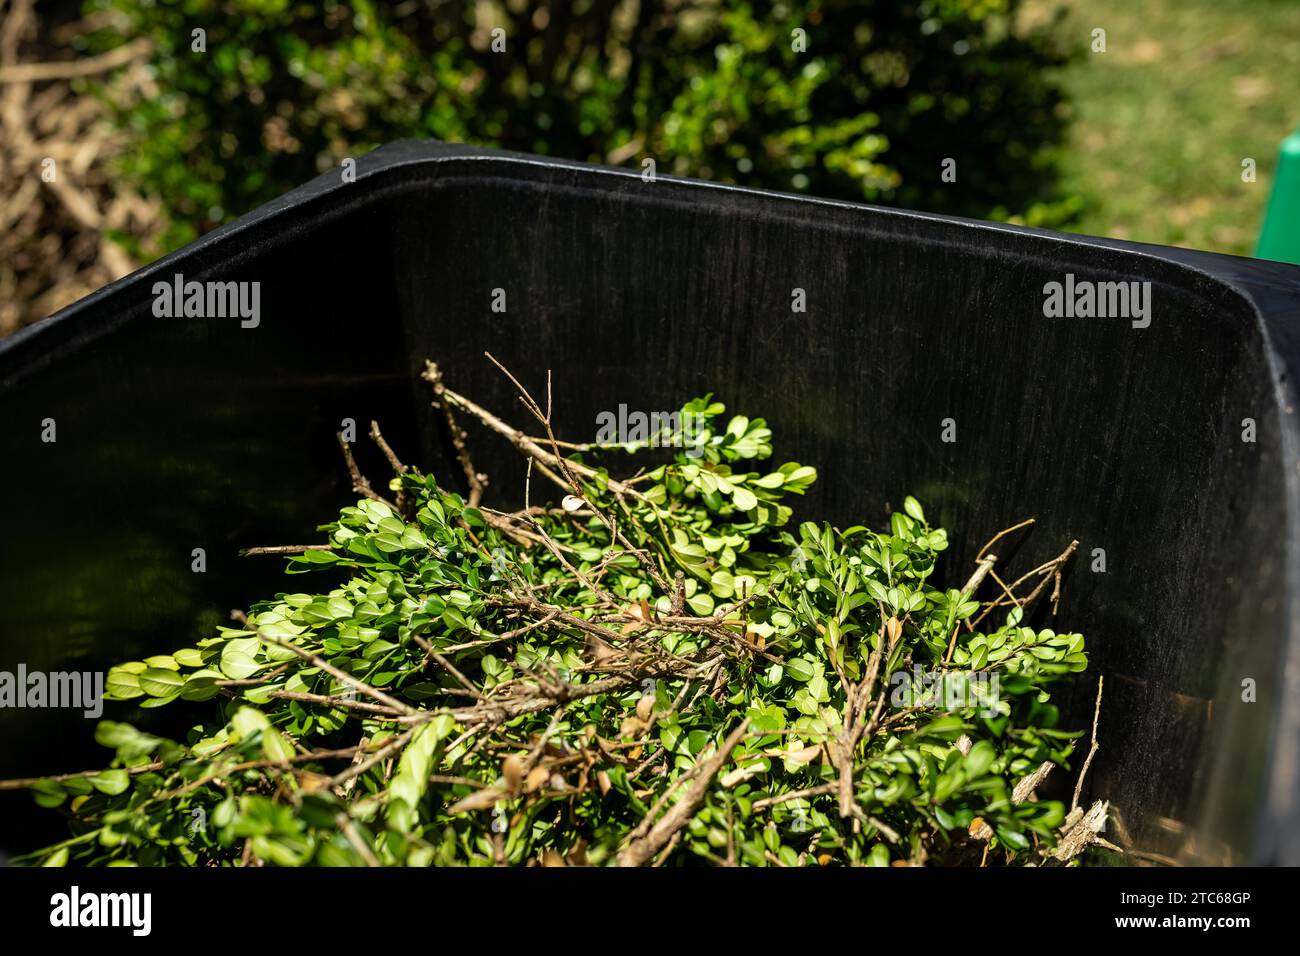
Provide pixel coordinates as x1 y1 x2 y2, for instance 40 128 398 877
138 667 185 698
389 716 457 833
786 657 818 682
261 728 296 765
105 666 144 700
917 715 967 738
180 669 223 702
964 740 996 779
30 780 65 808
89 770 131 796
220 637 261 680
94 721 166 761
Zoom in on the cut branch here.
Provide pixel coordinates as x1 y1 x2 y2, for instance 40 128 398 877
618 718 750 866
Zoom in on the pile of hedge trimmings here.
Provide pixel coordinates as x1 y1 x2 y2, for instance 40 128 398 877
16 359 1108 867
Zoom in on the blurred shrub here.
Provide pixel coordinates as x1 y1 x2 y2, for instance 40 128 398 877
85 0 1079 252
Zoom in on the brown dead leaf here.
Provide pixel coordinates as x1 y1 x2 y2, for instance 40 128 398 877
295 771 333 795
502 754 525 793
886 616 902 646
567 838 590 866
524 765 550 793
620 715 648 737
448 787 506 814
586 635 623 663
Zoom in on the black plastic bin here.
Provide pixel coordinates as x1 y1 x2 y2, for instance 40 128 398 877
3 141 1300 864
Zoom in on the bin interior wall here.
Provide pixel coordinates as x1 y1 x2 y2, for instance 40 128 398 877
0 159 1287 861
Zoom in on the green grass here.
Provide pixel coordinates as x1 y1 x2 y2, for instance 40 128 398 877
1031 0 1300 256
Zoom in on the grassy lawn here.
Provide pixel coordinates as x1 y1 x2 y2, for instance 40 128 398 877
1030 0 1300 256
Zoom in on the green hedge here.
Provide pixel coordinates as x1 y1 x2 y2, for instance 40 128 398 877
85 0 1079 253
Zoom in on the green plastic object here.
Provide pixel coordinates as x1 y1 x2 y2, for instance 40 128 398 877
1257 128 1300 265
